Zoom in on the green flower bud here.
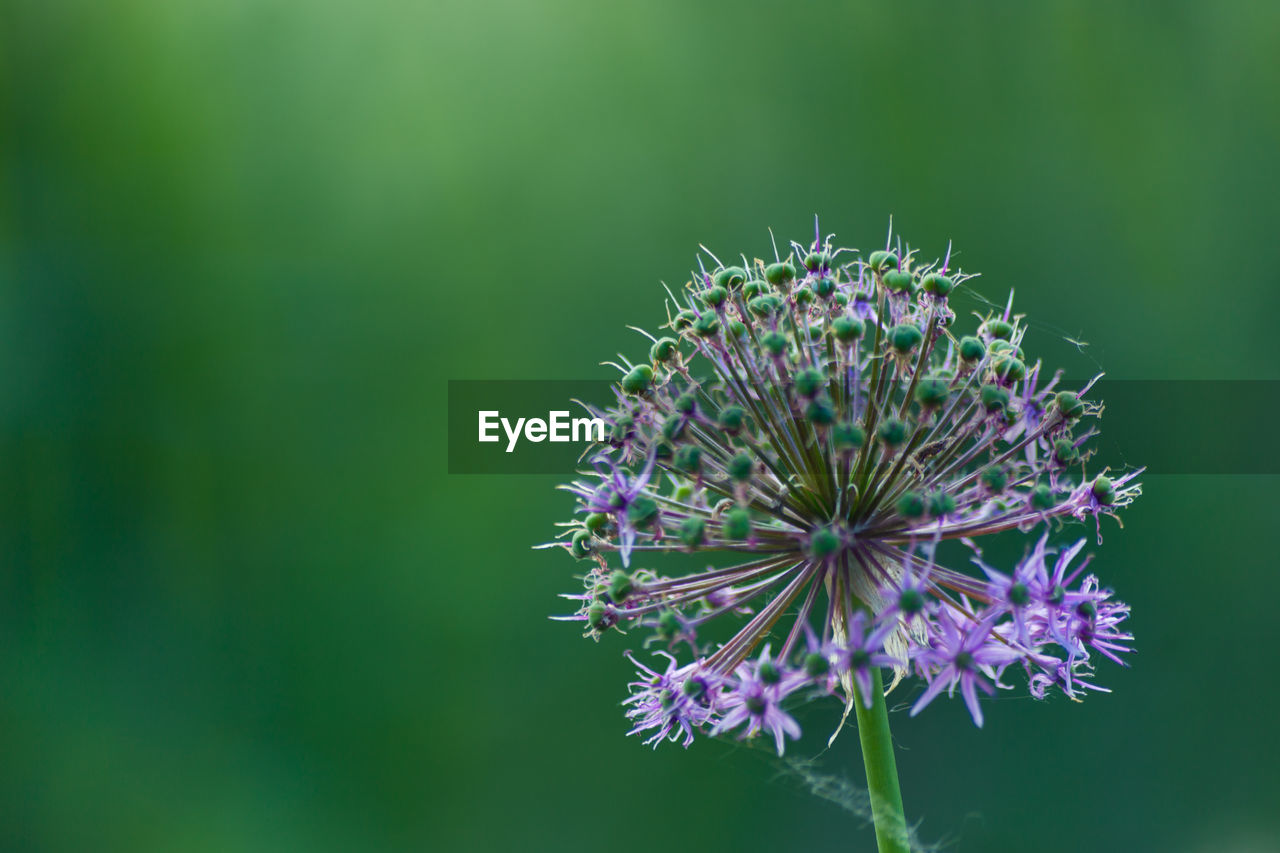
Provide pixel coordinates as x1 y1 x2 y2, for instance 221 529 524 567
1056 391 1085 420
896 491 926 519
1008 583 1031 607
608 570 633 602
878 416 908 447
679 516 706 548
804 652 830 678
724 506 752 540
610 415 634 443
672 309 696 330
992 355 1026 382
794 367 826 398
808 526 841 559
985 319 1014 340
586 600 613 632
761 330 789 356
793 285 815 306
833 422 865 451
1092 475 1117 505
882 270 914 293
728 319 746 339
868 250 898 274
713 266 747 289
718 405 746 434
1076 600 1097 620
889 323 924 355
673 483 694 502
681 677 706 700
1030 484 1056 511
584 512 607 532
806 398 836 426
980 384 1010 412
834 292 849 307
650 336 678 363
748 295 781 317
914 377 950 409
959 335 986 362
804 251 828 272
764 261 796 286
570 529 593 559
758 660 782 685
621 365 653 395
675 444 702 473
693 312 720 338
898 587 925 614
813 276 837 298
921 273 954 296
699 285 728 308
980 467 1007 492
674 393 697 414
743 279 767 299
727 452 754 482
662 413 686 441
927 491 956 517
657 609 680 639
627 496 659 527
1053 438 1079 466
832 316 864 342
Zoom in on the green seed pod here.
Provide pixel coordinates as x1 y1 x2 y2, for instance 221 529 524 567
896 491 926 519
674 393 697 414
610 415 634 442
650 336 678 363
878 416 908 448
681 677 706 700
748 295 781 317
627 496 659 527
673 483 694 502
1053 439 1079 466
608 570 633 602
728 319 746 339
980 384 1010 412
868 250 898 274
675 444 702 473
793 285 815 306
1008 583 1031 607
959 335 986 363
898 587 925 614
724 506 752 540
985 319 1014 340
1056 391 1085 420
718 405 746 434
662 413 686 441
656 609 680 639
764 261 796 286
586 600 612 632
761 330 788 356
742 279 767 299
928 491 956 517
914 377 950 409
794 367 826 398
758 660 782 685
832 316 864 343
806 398 836 426
980 467 1007 492
654 441 673 460
693 312 720 338
804 251 828 272
679 516 705 548
570 529 593 560
808 526 841 559
673 309 697 331
727 451 754 482
834 292 849 307
921 273 954 296
882 270 914 293
813 276 837 298
713 266 747 289
992 355 1026 382
832 422 865 451
1030 484 1056 511
584 512 607 532
1092 475 1117 505
889 323 924 354
621 365 653 395
804 652 830 678
1076 599 1097 620
699 285 728 308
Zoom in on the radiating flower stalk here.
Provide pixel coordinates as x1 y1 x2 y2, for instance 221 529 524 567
543 224 1140 852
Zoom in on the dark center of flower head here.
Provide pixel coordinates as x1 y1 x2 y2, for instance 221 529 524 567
954 651 975 670
1008 582 1031 607
745 695 767 716
758 660 782 685
681 677 706 702
848 648 871 669
1048 584 1067 605
898 588 925 614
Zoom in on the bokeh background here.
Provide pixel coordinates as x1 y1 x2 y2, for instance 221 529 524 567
5 1 1279 851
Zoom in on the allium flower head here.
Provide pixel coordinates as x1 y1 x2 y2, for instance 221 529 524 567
546 223 1140 752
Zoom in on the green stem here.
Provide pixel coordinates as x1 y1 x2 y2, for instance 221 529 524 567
854 667 910 853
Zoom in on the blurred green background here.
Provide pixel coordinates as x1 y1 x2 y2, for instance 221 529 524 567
4 1 1279 851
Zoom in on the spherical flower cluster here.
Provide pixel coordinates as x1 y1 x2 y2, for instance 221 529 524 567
546 226 1140 754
